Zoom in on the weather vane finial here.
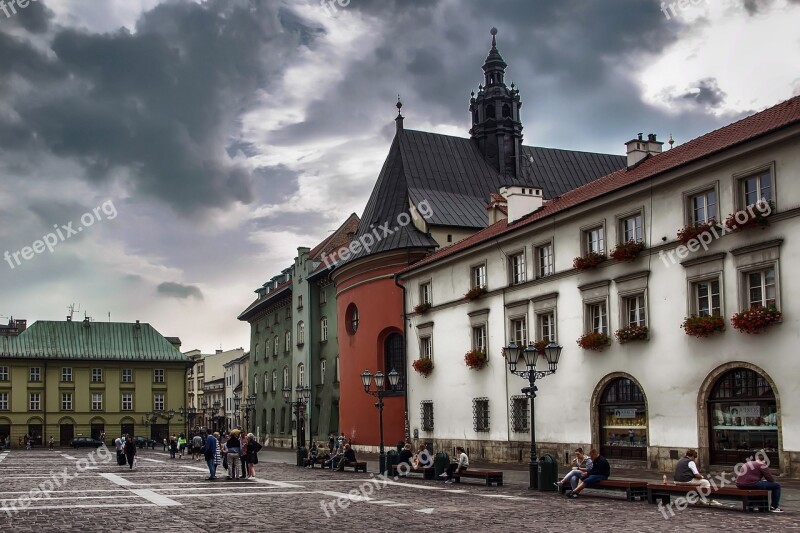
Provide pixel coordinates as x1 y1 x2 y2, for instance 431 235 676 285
490 27 498 47
396 94 403 115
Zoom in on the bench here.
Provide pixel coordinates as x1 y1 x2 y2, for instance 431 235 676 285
452 468 503 486
303 457 330 468
646 483 770 512
557 479 648 501
336 461 367 473
391 464 435 480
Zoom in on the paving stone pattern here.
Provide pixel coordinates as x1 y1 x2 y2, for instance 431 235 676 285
0 448 796 532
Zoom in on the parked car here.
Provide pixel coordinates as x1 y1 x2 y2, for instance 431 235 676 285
70 437 104 448
133 436 157 449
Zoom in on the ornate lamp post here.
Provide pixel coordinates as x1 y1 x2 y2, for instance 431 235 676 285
212 400 222 432
361 368 400 476
283 385 310 448
503 341 563 490
245 394 257 434
234 392 241 428
201 399 209 430
179 406 198 436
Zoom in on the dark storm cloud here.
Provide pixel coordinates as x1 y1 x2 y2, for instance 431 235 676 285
252 165 301 205
677 78 727 108
250 210 331 233
0 0 322 215
157 281 203 300
276 0 682 147
6 0 54 33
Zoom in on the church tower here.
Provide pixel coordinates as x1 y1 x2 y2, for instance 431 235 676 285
469 28 524 181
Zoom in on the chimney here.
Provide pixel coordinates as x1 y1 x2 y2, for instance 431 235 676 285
625 132 663 167
486 194 508 225
83 317 90 328
499 185 543 224
216 349 223 354
134 319 141 331
16 319 26 333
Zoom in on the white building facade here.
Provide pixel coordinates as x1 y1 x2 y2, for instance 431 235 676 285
399 97 800 476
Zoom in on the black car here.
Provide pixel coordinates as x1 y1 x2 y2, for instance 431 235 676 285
133 436 157 449
70 437 104 448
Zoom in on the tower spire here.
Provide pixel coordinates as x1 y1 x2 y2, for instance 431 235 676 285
395 94 404 132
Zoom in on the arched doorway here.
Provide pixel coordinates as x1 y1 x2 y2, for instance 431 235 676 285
26 417 43 446
597 377 648 460
58 417 75 446
120 417 135 439
707 367 779 466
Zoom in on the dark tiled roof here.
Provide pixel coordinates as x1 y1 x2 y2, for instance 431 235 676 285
349 128 625 260
403 94 800 273
309 213 360 260
237 279 291 322
0 321 190 362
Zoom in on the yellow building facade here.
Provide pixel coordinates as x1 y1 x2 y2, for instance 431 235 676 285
0 318 192 447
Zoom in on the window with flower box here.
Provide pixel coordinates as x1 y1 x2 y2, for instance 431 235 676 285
472 325 487 354
419 282 432 305
420 336 433 360
686 187 718 225
623 294 647 327
510 317 527 345
746 267 776 309
583 225 605 255
619 212 643 243
736 166 773 209
692 278 721 317
471 263 487 289
586 301 608 335
537 311 556 343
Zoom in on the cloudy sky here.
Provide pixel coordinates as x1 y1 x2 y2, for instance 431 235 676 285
0 0 798 353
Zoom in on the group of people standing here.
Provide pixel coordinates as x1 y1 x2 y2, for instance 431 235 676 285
202 428 262 481
113 434 138 469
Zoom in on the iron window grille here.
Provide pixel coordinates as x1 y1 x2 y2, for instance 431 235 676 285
510 395 529 433
473 397 490 432
420 401 434 431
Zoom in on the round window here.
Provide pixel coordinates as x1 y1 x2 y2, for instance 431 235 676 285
345 303 359 335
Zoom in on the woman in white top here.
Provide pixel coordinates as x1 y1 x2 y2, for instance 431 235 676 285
441 446 469 484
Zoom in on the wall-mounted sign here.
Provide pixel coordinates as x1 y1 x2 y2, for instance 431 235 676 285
730 406 760 417
614 408 637 419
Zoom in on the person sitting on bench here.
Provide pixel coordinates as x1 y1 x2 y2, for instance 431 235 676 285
412 444 429 468
325 445 342 468
566 449 609 499
556 448 592 490
305 442 318 468
440 446 468 484
736 453 782 513
397 443 413 476
334 443 357 471
674 449 710 488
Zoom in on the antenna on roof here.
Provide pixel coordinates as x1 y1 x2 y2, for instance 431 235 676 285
67 303 80 322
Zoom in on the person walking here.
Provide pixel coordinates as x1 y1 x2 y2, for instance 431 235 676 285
203 430 218 480
192 432 203 461
169 435 178 459
177 434 186 458
115 436 126 466
124 434 137 470
246 433 261 478
226 430 241 480
48 436 54 450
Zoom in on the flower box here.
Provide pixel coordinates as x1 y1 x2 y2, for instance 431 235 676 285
533 340 548 352
464 286 487 301
576 332 611 351
676 222 715 246
731 306 781 334
414 302 432 314
724 201 775 232
412 358 434 377
464 350 488 370
681 315 725 338
573 252 606 271
610 240 645 262
614 325 649 344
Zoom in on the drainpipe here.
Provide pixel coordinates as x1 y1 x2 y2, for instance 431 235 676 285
394 272 410 443
306 261 313 447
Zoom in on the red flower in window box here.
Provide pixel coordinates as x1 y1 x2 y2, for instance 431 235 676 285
573 252 606 271
731 306 781 334
610 240 645 262
532 340 548 352
464 350 488 370
614 325 649 344
723 200 775 232
681 315 725 337
576 332 611 351
676 222 715 246
412 358 434 377
464 286 487 301
414 303 432 314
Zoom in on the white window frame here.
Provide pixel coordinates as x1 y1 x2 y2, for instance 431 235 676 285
536 311 556 343
272 370 277 392
283 367 289 389
0 367 7 381
535 241 554 278
420 281 432 305
122 393 133 411
510 316 528 345
153 369 165 383
91 368 103 383
618 210 644 244
285 331 291 352
471 263 487 289
121 368 133 383
472 324 487 354
153 393 165 412
622 293 647 327
62 392 73 411
735 163 774 209
320 360 327 385
585 300 608 335
744 266 777 309
509 252 526 285
684 183 719 226
690 276 722 317
29 367 41 382
321 317 328 341
92 393 103 411
29 393 41 411
420 336 433 360
61 367 73 382
0 392 8 411
297 321 305 345
583 224 605 255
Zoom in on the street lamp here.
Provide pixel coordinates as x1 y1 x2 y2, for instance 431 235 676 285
245 394 256 434
179 406 198 437
234 392 241 428
201 399 209 430
503 341 563 490
361 368 400 476
283 385 310 449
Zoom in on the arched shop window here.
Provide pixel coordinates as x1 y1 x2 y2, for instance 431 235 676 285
599 377 647 460
708 368 778 466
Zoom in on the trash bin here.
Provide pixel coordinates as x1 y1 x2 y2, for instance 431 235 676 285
386 449 399 476
537 454 558 491
296 446 307 467
433 451 450 478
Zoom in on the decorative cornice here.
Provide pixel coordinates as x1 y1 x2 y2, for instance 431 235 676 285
680 252 727 268
730 238 784 256
531 292 559 303
613 271 650 284
578 279 610 292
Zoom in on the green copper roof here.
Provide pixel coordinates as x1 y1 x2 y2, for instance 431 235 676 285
0 320 190 363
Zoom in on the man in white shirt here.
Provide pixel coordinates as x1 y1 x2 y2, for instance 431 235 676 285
440 446 469 484
673 449 710 488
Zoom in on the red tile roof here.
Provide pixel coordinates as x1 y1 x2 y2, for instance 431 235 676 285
309 213 360 260
403 95 800 274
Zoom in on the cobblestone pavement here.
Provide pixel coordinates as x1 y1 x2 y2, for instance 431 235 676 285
0 448 796 532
